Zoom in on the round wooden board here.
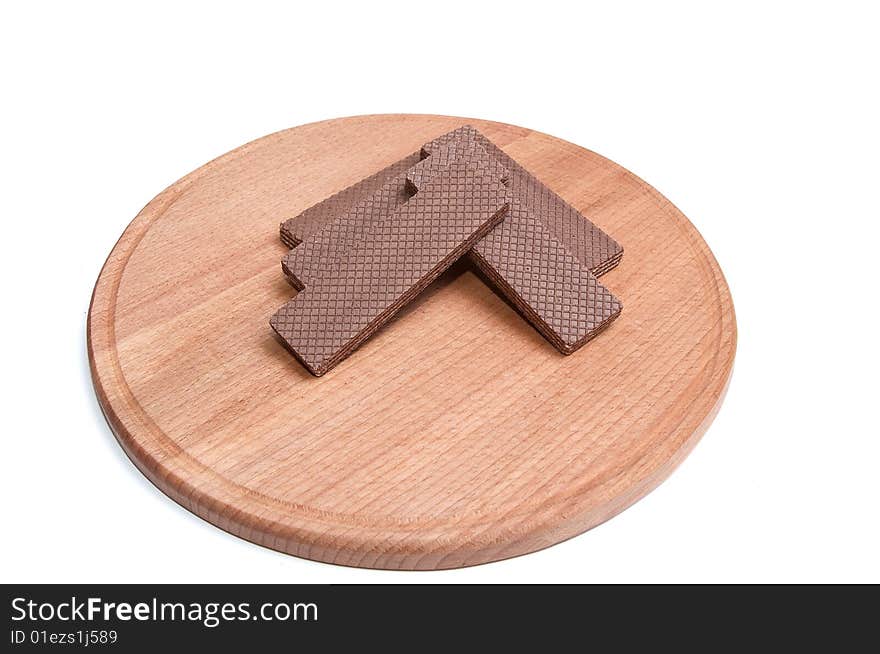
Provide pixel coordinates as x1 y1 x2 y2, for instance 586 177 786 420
88 115 736 570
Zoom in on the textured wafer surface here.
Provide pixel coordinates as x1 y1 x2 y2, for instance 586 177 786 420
423 125 623 275
285 143 508 291
280 127 622 278
405 141 622 352
271 162 509 375
406 141 508 194
471 197 622 353
282 172 411 290
279 151 422 248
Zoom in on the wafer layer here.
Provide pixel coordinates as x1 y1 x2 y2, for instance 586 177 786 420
282 172 411 291
470 197 621 353
283 143 509 291
279 151 422 248
270 161 509 376
409 146 622 353
422 125 623 276
406 141 508 194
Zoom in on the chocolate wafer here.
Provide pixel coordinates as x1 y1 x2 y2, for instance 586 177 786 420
469 198 621 353
409 147 622 353
279 151 422 248
282 172 412 291
422 125 623 277
406 140 509 194
270 161 509 376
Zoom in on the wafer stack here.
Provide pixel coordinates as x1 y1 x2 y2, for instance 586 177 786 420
272 126 623 375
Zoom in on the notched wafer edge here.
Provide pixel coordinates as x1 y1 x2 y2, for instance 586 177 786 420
279 150 422 248
406 142 509 194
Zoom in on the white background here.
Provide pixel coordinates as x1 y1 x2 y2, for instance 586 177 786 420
2 2 877 583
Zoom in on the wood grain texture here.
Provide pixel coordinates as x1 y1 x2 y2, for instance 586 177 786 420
88 114 736 569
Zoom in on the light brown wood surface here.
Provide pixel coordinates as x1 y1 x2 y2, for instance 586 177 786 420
88 114 736 570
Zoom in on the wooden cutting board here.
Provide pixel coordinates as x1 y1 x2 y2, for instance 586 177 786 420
88 114 736 569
